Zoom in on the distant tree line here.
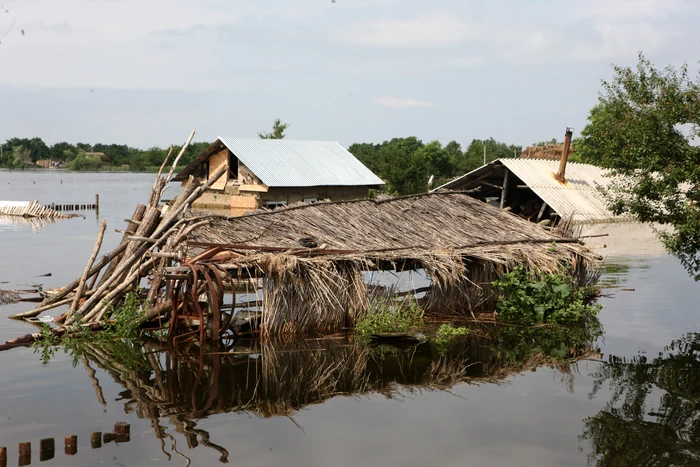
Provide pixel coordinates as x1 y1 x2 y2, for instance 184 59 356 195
0 137 212 171
350 137 522 195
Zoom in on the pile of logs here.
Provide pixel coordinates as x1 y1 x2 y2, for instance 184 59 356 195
4 130 228 348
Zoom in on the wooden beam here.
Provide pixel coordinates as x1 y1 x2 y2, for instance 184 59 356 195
499 168 510 209
536 202 548 222
477 181 503 190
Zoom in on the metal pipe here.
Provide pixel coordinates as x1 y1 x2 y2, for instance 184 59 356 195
555 127 574 183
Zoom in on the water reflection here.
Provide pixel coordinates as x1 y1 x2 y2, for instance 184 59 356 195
58 322 602 462
582 333 700 466
0 214 59 232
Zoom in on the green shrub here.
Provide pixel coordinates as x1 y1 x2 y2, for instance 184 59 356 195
493 265 600 325
355 300 424 335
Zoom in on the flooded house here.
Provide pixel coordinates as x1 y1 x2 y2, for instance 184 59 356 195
173 138 385 214
434 129 664 256
35 158 65 168
435 157 621 224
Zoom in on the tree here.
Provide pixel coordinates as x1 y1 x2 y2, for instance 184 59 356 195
377 137 426 195
68 150 103 171
258 118 289 139
578 53 700 279
50 142 76 161
444 141 463 177
415 141 454 186
12 145 31 168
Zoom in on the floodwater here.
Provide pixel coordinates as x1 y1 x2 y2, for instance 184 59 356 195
1 169 700 466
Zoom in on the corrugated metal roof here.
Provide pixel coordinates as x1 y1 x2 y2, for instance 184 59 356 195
218 138 384 188
436 159 627 223
501 159 621 223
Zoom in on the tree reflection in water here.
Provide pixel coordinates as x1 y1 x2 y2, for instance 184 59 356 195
68 321 602 463
582 333 700 466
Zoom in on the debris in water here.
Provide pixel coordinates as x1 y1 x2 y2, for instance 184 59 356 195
0 290 20 305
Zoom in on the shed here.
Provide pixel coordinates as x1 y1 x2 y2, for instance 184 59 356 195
174 138 384 214
434 158 626 224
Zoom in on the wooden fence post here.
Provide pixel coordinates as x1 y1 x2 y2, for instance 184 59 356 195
18 443 30 466
65 435 77 456
91 432 102 449
40 438 55 461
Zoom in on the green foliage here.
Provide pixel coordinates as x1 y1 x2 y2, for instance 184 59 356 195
434 324 472 345
32 324 61 366
0 137 211 171
68 151 103 171
355 300 424 335
578 52 700 279
349 136 521 196
493 265 601 325
12 145 32 168
103 292 146 339
33 293 147 366
258 118 289 139
434 324 473 354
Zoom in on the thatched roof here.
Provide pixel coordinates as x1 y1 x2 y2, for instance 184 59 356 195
187 191 597 265
182 191 599 336
520 143 574 160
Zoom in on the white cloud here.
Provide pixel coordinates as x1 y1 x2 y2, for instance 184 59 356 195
572 0 688 22
443 56 487 68
335 10 472 47
374 96 434 109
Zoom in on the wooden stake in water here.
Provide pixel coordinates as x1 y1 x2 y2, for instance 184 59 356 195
91 432 102 449
18 442 30 466
65 436 77 456
40 438 55 461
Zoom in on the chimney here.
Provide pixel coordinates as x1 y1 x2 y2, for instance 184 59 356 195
555 127 574 183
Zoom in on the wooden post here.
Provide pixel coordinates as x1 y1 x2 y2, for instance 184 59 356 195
68 219 107 318
103 433 116 444
0 446 6 466
555 127 574 183
114 422 130 443
95 194 99 216
536 202 548 222
18 443 30 466
39 438 55 461
91 432 102 449
64 436 77 456
500 168 510 209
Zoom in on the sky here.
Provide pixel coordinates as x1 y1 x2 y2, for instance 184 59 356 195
0 0 699 150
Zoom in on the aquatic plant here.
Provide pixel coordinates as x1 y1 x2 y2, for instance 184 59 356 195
355 299 424 336
493 265 601 325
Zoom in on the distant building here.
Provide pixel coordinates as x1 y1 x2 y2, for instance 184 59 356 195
174 138 384 215
35 158 65 169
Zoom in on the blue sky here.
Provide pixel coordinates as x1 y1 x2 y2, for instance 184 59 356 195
0 0 698 149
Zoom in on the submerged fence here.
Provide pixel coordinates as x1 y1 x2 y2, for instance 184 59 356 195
0 195 99 219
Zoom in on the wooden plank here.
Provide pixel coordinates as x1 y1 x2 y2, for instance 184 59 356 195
500 168 510 209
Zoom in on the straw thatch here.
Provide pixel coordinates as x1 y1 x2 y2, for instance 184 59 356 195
521 143 576 160
184 192 600 335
